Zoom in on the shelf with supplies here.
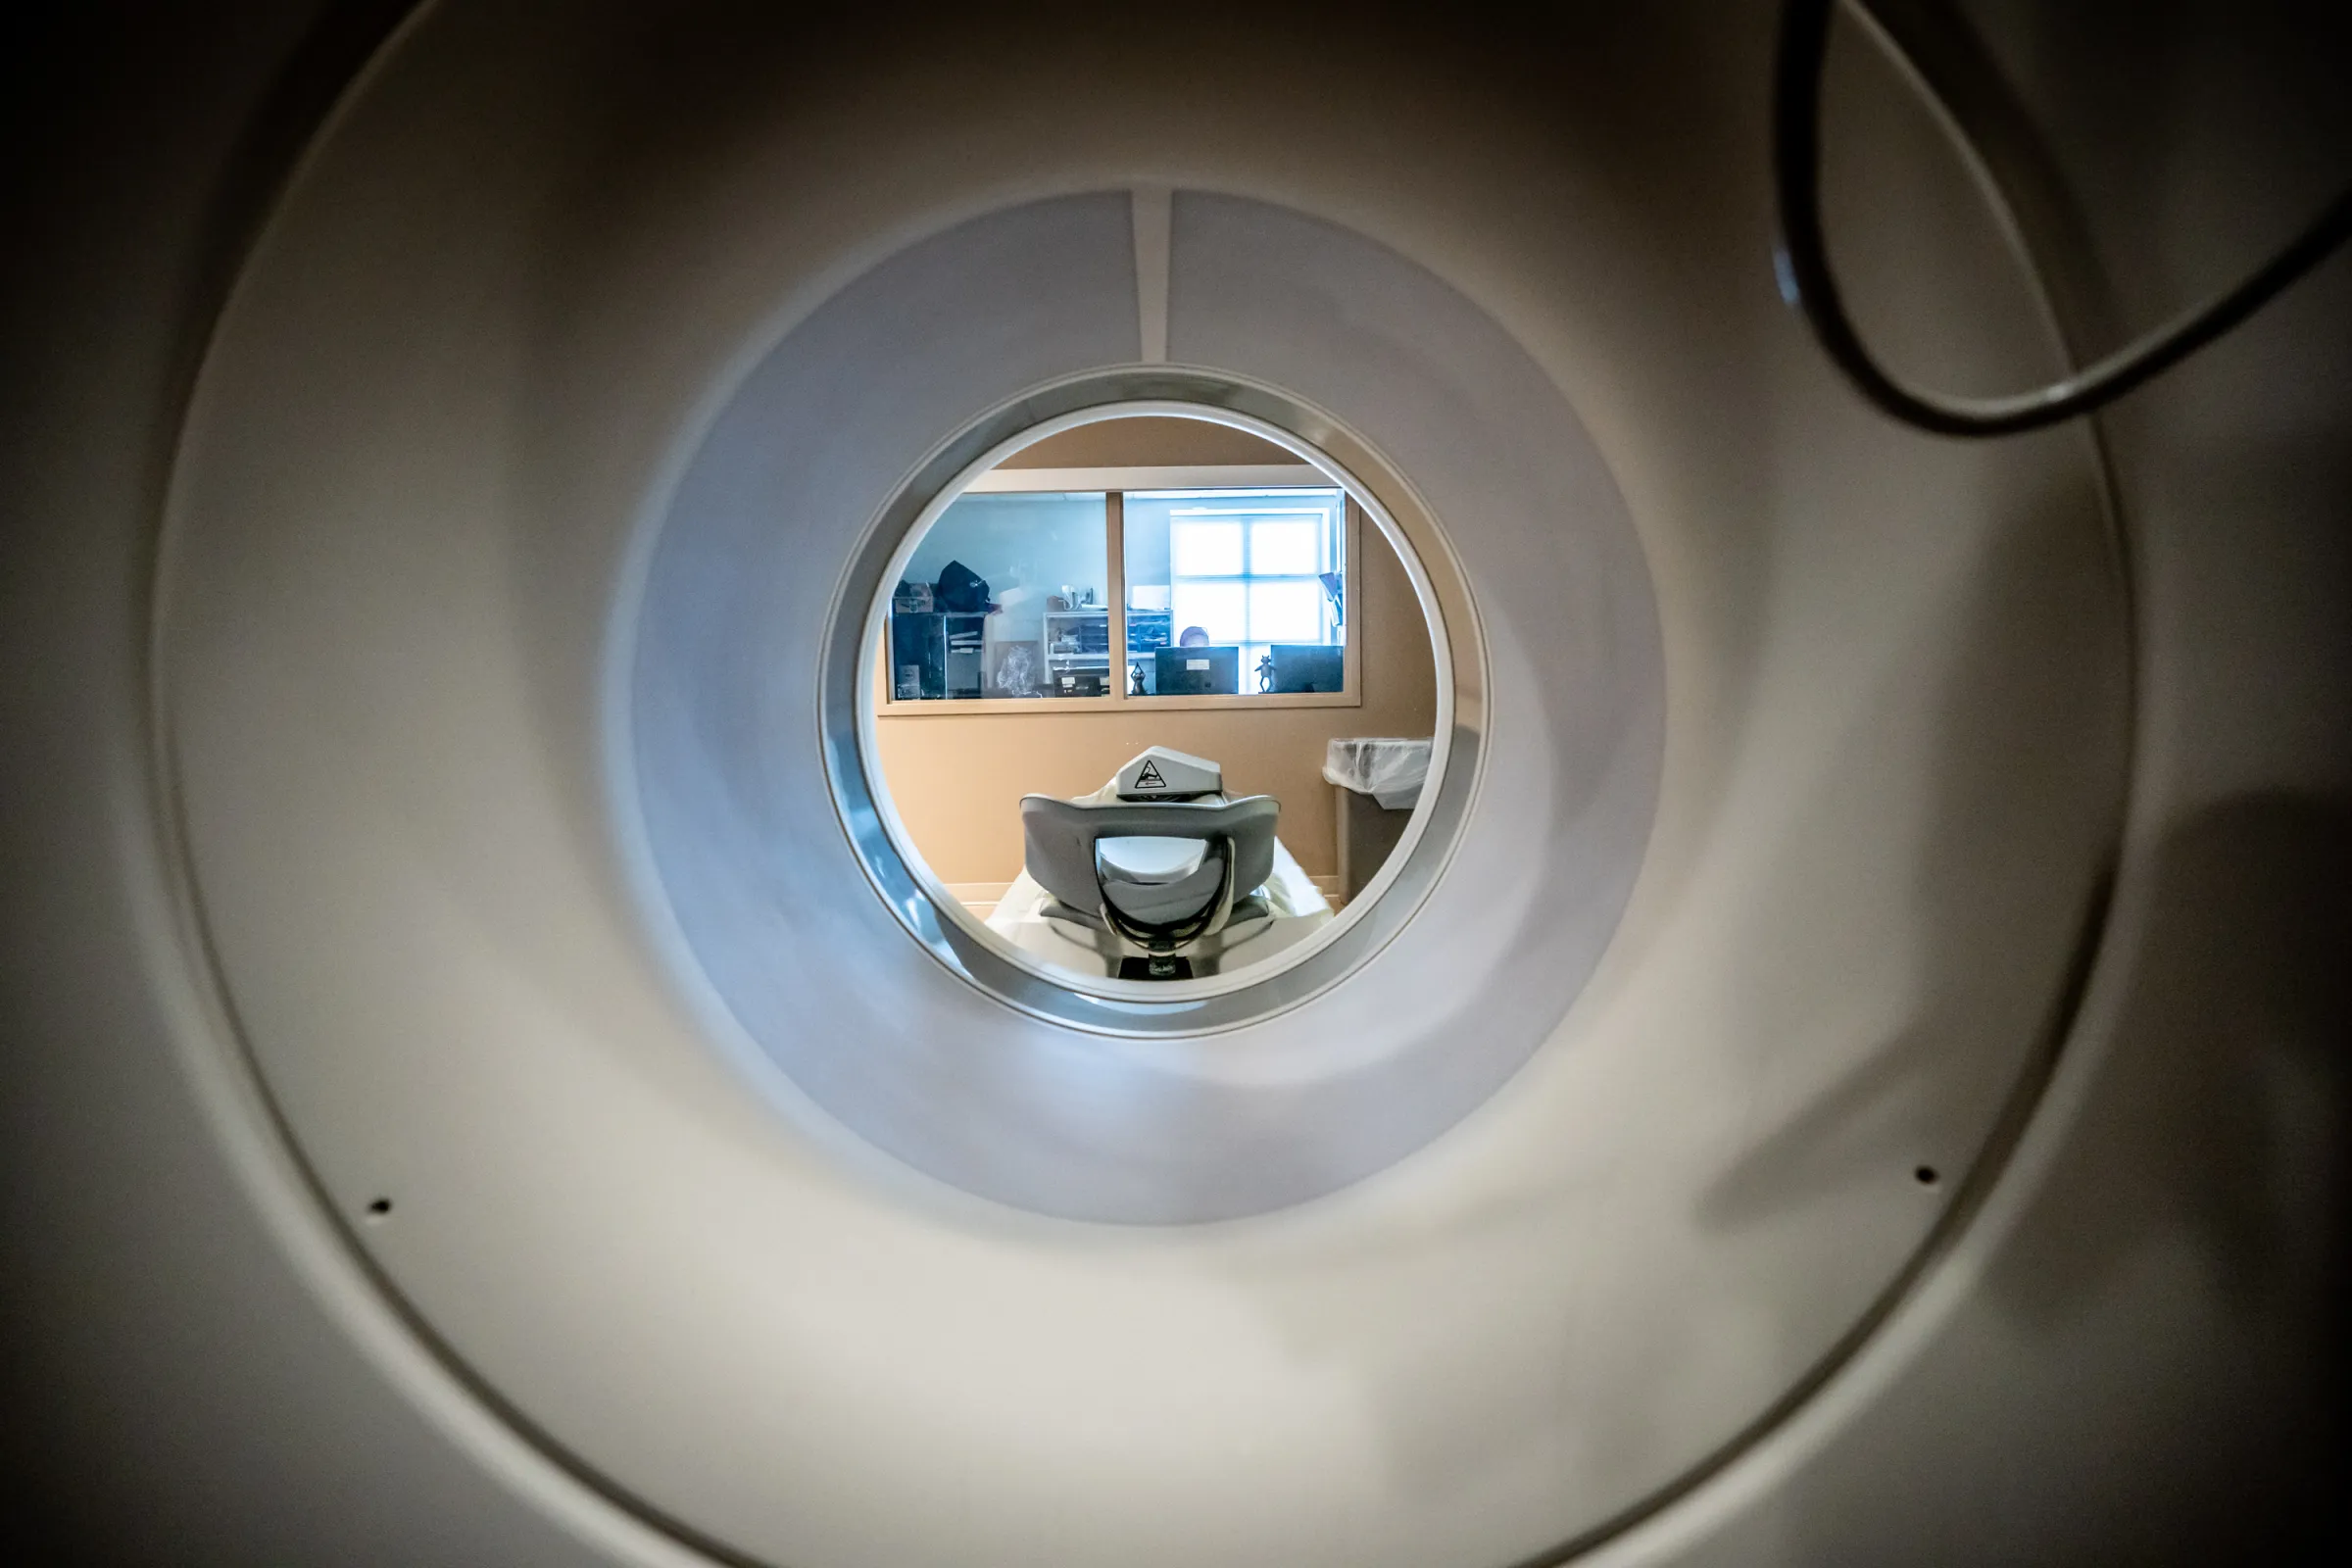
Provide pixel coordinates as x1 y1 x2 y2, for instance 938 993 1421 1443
1039 608 1111 698
1043 609 1111 664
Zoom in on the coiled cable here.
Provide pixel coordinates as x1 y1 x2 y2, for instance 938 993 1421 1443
1774 0 2352 437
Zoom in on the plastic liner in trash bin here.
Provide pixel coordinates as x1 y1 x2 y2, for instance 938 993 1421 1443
1323 738 1431 810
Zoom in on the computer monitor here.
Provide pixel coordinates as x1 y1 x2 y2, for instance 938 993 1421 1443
1154 645 1240 696
1268 644 1345 694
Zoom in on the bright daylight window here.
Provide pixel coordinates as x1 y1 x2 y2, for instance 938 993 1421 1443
1124 489 1347 697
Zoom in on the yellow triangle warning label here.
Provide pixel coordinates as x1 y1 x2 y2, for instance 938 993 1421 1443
1133 760 1166 791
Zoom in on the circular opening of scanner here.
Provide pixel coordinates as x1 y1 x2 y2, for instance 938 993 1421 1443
845 399 1465 1017
631 190 1651 1200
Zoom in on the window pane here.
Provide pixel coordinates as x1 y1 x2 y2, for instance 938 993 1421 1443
1249 516 1322 575
1171 582 1246 645
1123 486 1348 701
889 490 1110 700
1170 517 1244 576
1248 579 1325 643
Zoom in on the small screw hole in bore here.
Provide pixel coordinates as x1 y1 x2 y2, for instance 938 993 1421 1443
1913 1166 1939 1188
365 1198 394 1220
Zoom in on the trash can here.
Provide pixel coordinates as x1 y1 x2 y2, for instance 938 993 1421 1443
1323 738 1431 903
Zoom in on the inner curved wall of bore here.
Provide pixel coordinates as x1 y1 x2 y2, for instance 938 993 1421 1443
628 192 1662 1217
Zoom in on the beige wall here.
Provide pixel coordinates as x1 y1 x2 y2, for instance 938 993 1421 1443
1000 416 1293 468
876 514 1438 884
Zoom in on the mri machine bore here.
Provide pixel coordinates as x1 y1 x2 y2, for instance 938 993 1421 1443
3 2 2348 1564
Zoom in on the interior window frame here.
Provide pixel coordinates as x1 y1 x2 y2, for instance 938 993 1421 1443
875 463 1365 716
1153 491 1347 683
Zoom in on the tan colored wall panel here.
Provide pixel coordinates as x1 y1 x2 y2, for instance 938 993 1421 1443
999 416 1293 469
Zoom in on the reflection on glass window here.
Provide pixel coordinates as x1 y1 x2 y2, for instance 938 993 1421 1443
1124 489 1347 696
889 492 1111 700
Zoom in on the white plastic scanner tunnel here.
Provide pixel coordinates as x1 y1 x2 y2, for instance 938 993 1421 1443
4 3 2347 1566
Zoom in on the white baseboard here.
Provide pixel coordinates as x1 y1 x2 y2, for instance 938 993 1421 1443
944 881 1010 917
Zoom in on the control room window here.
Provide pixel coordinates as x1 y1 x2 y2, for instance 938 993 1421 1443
881 476 1359 710
1121 488 1347 697
887 491 1112 701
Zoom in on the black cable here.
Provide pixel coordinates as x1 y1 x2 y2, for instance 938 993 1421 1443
1774 0 2352 438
